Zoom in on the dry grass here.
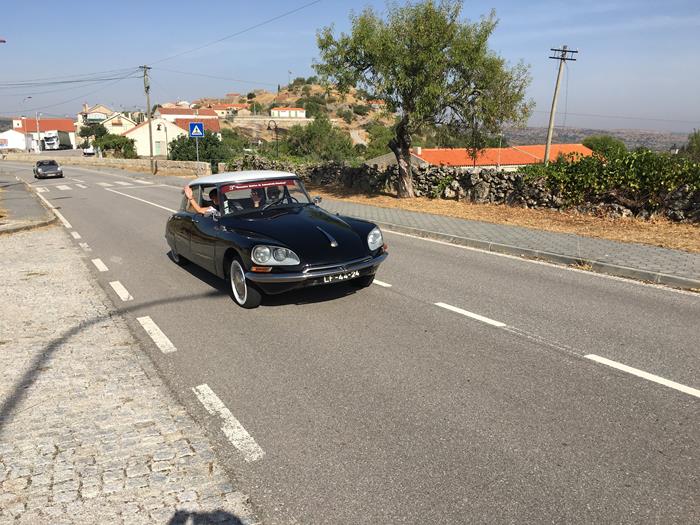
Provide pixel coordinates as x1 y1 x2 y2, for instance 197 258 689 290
309 185 700 254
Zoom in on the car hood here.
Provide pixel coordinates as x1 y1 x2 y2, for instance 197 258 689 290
225 205 369 265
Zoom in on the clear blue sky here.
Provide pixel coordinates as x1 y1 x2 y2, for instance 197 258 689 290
1 0 699 132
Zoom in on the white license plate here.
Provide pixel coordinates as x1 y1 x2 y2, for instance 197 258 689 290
323 270 360 283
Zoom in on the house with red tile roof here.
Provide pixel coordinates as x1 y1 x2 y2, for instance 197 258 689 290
154 107 219 122
365 144 593 170
122 117 222 157
11 117 77 150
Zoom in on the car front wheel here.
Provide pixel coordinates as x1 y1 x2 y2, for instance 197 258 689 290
229 259 262 309
169 247 188 266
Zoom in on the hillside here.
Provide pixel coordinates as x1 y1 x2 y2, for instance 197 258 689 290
0 118 11 132
505 126 689 152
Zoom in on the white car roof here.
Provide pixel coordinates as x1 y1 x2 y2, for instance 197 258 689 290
188 170 299 187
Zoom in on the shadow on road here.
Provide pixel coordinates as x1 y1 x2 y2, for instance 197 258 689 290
174 252 360 307
167 509 245 524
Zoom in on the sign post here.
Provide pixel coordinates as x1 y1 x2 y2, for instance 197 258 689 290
188 122 204 167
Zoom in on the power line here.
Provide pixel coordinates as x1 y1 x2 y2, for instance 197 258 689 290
0 67 142 85
152 67 278 88
149 0 323 65
0 70 141 115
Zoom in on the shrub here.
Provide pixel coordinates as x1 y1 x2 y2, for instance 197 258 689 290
94 134 136 158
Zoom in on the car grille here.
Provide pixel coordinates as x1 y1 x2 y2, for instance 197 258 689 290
302 256 372 274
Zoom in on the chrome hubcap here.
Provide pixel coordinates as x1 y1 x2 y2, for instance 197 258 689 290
230 261 247 304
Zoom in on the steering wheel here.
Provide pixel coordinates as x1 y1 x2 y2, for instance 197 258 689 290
262 197 285 210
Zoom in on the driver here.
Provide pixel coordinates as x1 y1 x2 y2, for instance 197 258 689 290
184 185 219 216
250 188 265 208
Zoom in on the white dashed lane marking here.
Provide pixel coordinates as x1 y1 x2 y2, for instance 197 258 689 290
56 185 71 191
97 182 114 187
435 302 506 328
133 179 153 185
78 242 92 252
71 178 85 183
91 258 109 272
373 279 392 288
585 354 700 399
193 384 265 462
109 281 133 301
137 316 177 354
70 231 82 239
105 188 176 213
113 181 132 186
76 184 88 189
36 187 49 193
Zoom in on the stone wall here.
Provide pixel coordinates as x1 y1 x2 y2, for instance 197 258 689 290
0 153 211 178
223 155 700 223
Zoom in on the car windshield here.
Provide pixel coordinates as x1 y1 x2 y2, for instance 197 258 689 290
220 178 311 216
39 161 57 166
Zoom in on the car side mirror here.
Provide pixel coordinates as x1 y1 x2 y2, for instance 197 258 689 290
313 196 322 204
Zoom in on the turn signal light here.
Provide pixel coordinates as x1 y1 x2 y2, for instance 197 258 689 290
251 266 272 273
382 243 388 251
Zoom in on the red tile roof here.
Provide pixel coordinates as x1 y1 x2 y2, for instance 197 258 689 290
210 103 249 110
156 107 218 117
413 144 592 167
14 118 75 133
174 119 221 133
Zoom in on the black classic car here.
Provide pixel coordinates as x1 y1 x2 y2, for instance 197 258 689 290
33 160 63 179
165 171 388 308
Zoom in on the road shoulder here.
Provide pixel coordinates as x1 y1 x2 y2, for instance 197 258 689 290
0 227 259 524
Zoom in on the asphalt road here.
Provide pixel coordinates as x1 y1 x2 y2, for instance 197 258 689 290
3 161 698 524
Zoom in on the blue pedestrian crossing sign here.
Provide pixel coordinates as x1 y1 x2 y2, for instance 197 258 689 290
189 122 204 138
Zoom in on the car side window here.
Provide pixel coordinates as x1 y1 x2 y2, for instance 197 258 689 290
184 186 201 213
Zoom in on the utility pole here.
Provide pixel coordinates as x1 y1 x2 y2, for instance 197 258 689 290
35 112 41 152
140 65 155 174
544 45 577 165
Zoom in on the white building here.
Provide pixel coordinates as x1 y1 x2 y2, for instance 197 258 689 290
270 107 306 118
0 129 31 151
100 113 137 135
122 118 186 157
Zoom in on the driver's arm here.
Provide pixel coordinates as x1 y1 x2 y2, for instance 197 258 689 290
187 197 209 214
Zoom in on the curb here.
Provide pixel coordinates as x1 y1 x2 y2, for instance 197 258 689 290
373 220 700 292
0 180 57 235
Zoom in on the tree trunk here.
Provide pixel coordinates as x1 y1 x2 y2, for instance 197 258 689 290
389 121 415 198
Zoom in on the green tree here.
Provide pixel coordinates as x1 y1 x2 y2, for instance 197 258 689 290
246 92 256 100
337 109 355 124
351 104 370 116
168 131 232 165
221 128 247 155
316 0 532 197
283 114 355 162
364 122 395 159
582 135 627 159
94 134 136 158
679 129 700 161
78 122 107 142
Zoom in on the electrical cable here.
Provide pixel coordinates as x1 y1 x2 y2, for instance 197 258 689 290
0 70 141 115
152 67 278 87
149 0 323 65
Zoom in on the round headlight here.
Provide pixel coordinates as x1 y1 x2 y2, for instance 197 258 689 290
367 227 383 251
273 248 287 261
252 245 271 264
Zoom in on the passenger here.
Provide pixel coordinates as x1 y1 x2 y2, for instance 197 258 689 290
184 186 219 216
250 188 265 208
266 186 282 202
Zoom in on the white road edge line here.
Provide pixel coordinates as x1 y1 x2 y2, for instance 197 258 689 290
435 302 506 328
192 384 265 462
36 193 72 228
373 279 392 288
91 258 109 272
105 188 176 212
109 281 133 301
70 231 82 239
585 354 700 399
137 316 177 354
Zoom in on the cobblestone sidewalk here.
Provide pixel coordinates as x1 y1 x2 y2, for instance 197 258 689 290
321 199 700 289
0 227 258 524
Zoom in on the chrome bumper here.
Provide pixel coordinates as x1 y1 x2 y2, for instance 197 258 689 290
245 252 388 283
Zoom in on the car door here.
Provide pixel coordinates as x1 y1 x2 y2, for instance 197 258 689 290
170 188 198 260
188 186 219 274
